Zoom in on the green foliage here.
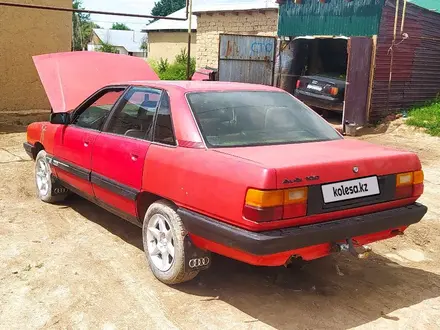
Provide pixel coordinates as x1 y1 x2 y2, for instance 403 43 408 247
147 59 159 72
175 48 189 65
158 58 169 73
406 99 440 136
72 0 98 51
159 63 187 80
149 49 195 80
98 42 119 54
112 23 131 30
153 49 196 80
151 0 186 20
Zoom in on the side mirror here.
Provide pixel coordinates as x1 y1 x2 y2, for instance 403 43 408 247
50 112 70 125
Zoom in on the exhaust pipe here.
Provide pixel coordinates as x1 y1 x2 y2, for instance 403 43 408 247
332 238 372 259
284 255 304 268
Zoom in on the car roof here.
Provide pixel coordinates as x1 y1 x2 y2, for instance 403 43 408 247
119 80 282 93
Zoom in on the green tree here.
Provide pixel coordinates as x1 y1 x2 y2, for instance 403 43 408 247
72 0 99 50
151 0 186 18
98 42 119 54
112 23 131 30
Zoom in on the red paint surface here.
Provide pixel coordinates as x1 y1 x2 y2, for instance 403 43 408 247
213 140 421 189
33 52 158 112
191 68 214 81
54 126 100 195
91 134 150 216
26 79 425 266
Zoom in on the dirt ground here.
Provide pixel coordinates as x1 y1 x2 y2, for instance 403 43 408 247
1 116 440 330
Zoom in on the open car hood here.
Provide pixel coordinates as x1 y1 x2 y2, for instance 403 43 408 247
33 52 159 113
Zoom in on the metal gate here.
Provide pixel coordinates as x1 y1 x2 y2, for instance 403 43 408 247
343 37 373 127
218 34 276 85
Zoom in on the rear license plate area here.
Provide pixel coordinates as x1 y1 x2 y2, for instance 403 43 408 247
321 176 380 204
307 84 323 91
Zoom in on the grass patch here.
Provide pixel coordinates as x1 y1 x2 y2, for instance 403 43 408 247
148 49 195 80
406 100 440 136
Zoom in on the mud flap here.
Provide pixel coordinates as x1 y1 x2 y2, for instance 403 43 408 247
184 236 211 272
46 156 69 196
50 176 69 196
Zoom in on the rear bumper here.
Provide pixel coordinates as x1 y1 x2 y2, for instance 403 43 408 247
23 142 34 159
178 203 427 256
294 89 343 111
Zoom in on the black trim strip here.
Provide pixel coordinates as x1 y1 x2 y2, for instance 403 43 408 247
59 179 141 227
46 154 139 201
48 156 90 181
91 172 139 201
178 203 428 256
23 142 34 158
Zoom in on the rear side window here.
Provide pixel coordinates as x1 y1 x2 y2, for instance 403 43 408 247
186 91 341 147
153 93 175 146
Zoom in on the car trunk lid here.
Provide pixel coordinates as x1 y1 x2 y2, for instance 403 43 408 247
33 51 159 113
216 139 421 218
214 139 421 189
297 75 344 98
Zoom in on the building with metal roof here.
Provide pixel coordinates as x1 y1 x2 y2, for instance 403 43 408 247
193 0 279 68
408 0 440 12
275 0 440 128
88 29 147 57
142 8 197 62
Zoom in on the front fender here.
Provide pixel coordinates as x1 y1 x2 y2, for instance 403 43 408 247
26 121 59 155
26 122 44 145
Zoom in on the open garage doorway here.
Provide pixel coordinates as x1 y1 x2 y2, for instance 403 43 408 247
293 37 348 114
277 36 374 132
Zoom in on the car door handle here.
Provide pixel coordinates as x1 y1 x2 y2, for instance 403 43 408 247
130 154 138 161
84 141 89 147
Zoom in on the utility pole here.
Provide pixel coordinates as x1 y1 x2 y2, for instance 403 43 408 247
186 0 193 80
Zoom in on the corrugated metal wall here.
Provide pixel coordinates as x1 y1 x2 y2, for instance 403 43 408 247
369 0 440 121
218 34 276 85
278 0 385 37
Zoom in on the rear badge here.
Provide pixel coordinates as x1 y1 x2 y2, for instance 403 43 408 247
283 176 319 184
283 178 302 184
353 166 359 173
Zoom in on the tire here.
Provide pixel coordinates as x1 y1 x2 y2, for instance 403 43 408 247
35 150 68 203
142 200 199 285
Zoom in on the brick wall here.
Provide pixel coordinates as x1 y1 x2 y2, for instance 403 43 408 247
0 0 72 112
196 10 278 68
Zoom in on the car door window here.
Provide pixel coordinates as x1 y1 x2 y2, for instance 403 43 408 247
73 89 125 130
153 93 176 146
106 87 161 140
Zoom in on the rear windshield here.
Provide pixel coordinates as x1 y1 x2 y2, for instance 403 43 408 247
186 91 342 148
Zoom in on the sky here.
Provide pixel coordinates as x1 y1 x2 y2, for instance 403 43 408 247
81 0 157 31
80 0 265 31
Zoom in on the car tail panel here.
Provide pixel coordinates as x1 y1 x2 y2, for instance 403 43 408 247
307 174 396 215
296 76 343 98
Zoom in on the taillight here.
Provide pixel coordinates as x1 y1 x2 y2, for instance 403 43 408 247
243 188 308 222
323 85 338 96
395 170 424 199
329 87 339 95
296 80 301 89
